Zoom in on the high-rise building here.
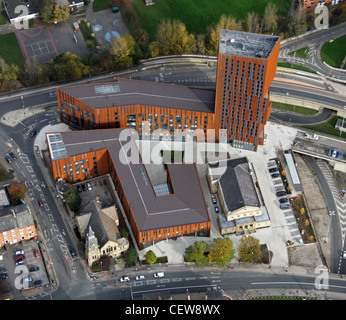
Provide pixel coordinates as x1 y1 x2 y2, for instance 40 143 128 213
214 30 280 151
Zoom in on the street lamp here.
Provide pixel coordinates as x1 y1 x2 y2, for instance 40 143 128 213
324 210 335 243
20 95 24 109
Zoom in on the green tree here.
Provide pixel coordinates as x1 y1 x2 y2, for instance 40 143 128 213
109 33 139 69
184 241 209 266
287 5 308 37
53 3 70 23
126 247 138 264
63 188 82 211
38 0 55 23
208 237 235 266
262 3 278 34
144 250 157 264
0 56 21 92
238 236 261 263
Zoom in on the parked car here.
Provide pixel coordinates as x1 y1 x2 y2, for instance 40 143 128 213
214 206 219 213
38 200 44 207
0 268 7 275
34 280 43 286
23 277 32 283
15 250 24 256
15 260 24 266
29 130 37 137
276 190 286 197
0 274 8 280
14 254 25 262
29 266 39 272
211 195 217 204
120 276 130 282
337 151 343 159
279 198 288 204
136 275 145 281
34 249 40 258
343 250 346 259
9 152 17 160
76 185 82 193
328 148 332 157
81 184 86 191
269 167 279 173
153 272 164 278
280 204 290 209
70 248 76 258
87 182 92 190
271 173 280 178
332 149 338 158
4 155 12 163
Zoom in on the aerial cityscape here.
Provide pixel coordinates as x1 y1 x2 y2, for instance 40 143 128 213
0 0 345 309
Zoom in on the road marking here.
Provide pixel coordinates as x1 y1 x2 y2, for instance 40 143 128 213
52 224 59 232
48 214 54 221
44 204 49 211
40 194 45 201
173 278 182 282
26 165 33 172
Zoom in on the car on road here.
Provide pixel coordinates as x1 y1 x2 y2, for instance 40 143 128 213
87 182 92 190
214 206 219 213
29 130 37 137
29 266 39 272
81 184 86 191
34 249 40 258
4 155 12 163
332 149 338 158
0 274 8 280
120 276 130 282
153 272 164 278
211 195 217 204
136 275 145 281
271 173 280 178
70 248 76 258
38 200 44 207
9 152 16 160
76 185 82 193
279 198 288 203
34 280 43 286
269 167 279 173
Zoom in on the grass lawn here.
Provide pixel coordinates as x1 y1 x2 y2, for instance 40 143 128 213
0 12 6 25
272 101 318 115
93 0 111 12
131 0 290 38
320 35 346 68
288 47 310 59
277 62 317 74
301 115 346 139
0 33 25 68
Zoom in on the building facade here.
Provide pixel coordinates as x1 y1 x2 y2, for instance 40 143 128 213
301 0 344 11
214 30 280 151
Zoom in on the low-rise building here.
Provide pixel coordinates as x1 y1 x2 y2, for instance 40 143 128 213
207 157 270 235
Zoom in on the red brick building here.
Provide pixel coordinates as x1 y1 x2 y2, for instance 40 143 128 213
301 0 344 11
44 129 210 249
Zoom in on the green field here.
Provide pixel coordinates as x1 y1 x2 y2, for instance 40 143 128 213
320 35 346 68
0 12 6 25
0 33 25 68
131 0 290 38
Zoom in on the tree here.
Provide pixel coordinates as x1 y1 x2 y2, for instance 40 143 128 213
53 4 70 23
246 11 261 33
238 236 261 263
63 188 82 211
287 5 308 37
206 15 242 54
208 237 235 266
184 241 209 266
109 33 139 69
7 182 27 203
38 0 55 23
144 250 157 264
126 247 138 264
0 56 21 92
262 3 278 34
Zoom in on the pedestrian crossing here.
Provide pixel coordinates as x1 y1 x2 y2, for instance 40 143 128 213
316 159 346 239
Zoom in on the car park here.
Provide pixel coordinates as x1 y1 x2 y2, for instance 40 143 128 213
276 190 286 197
153 272 164 278
211 195 217 204
29 266 39 272
271 173 280 178
87 182 92 190
332 149 338 158
214 206 219 213
9 152 16 160
34 249 40 258
4 155 12 163
120 276 130 282
136 275 145 281
38 200 44 207
269 167 278 173
279 198 288 203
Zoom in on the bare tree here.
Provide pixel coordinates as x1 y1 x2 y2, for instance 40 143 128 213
246 11 261 33
262 3 278 34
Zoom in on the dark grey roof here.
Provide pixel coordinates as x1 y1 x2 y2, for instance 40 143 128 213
210 157 260 212
3 0 43 19
51 128 210 232
0 204 33 232
59 78 216 113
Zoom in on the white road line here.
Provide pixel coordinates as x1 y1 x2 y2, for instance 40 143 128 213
48 214 54 221
40 194 45 201
52 224 59 232
26 165 33 172
44 204 49 211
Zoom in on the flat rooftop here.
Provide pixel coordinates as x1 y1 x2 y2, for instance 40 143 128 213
47 129 210 232
59 78 216 113
219 29 280 59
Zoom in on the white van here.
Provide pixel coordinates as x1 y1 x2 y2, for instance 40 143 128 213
153 272 164 278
